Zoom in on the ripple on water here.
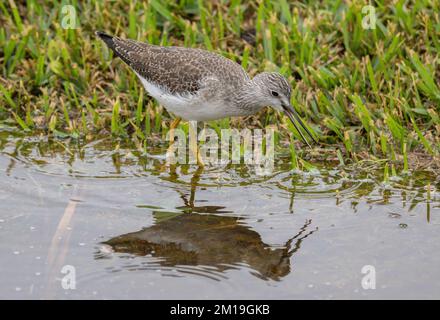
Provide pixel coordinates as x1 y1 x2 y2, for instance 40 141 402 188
1 130 440 298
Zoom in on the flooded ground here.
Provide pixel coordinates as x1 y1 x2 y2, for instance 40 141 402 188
0 127 439 299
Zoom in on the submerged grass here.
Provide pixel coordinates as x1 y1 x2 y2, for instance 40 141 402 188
0 0 439 172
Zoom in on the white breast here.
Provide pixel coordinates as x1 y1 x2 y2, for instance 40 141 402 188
135 72 238 121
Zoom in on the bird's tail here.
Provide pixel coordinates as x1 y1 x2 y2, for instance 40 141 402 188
95 31 117 52
95 31 151 73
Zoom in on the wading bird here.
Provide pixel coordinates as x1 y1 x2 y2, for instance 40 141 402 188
96 32 316 165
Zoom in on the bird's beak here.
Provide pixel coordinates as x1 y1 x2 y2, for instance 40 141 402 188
282 104 317 148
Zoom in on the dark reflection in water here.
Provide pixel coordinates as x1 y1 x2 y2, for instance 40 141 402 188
103 167 317 281
104 213 316 281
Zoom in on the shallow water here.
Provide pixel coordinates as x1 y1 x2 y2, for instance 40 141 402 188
0 128 439 299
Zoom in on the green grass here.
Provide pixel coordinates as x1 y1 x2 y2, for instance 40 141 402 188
0 0 439 171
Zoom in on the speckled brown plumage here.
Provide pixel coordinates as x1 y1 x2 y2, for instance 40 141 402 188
96 31 249 96
96 31 315 145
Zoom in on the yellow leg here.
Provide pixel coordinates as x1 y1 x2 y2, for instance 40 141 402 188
189 132 204 167
167 117 204 167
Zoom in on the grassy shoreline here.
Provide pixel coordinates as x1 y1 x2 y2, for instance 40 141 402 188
0 0 439 172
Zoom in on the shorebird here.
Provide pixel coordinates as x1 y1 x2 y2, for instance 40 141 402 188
96 31 316 164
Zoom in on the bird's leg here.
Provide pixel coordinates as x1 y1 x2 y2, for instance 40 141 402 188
196 123 205 167
189 135 205 167
197 123 208 167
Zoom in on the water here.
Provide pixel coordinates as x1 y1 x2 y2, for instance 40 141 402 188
0 128 439 299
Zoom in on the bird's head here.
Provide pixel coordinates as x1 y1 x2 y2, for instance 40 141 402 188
253 72 316 147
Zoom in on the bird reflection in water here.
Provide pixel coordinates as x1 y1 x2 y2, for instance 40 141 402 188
102 167 317 281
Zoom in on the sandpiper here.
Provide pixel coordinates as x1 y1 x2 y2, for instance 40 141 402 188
96 31 316 156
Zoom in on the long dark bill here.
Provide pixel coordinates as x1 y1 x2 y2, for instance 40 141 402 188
282 104 317 148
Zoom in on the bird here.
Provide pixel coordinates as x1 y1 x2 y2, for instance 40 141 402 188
96 31 316 164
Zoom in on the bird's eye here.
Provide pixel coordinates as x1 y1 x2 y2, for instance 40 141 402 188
271 91 279 97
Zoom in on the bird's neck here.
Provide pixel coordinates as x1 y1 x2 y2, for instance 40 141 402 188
233 80 265 111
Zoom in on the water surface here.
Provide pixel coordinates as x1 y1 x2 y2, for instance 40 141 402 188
0 128 439 299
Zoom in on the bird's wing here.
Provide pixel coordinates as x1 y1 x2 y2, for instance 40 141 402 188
103 35 247 95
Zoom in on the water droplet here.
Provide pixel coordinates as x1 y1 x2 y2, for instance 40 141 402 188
15 287 21 292
13 251 20 255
